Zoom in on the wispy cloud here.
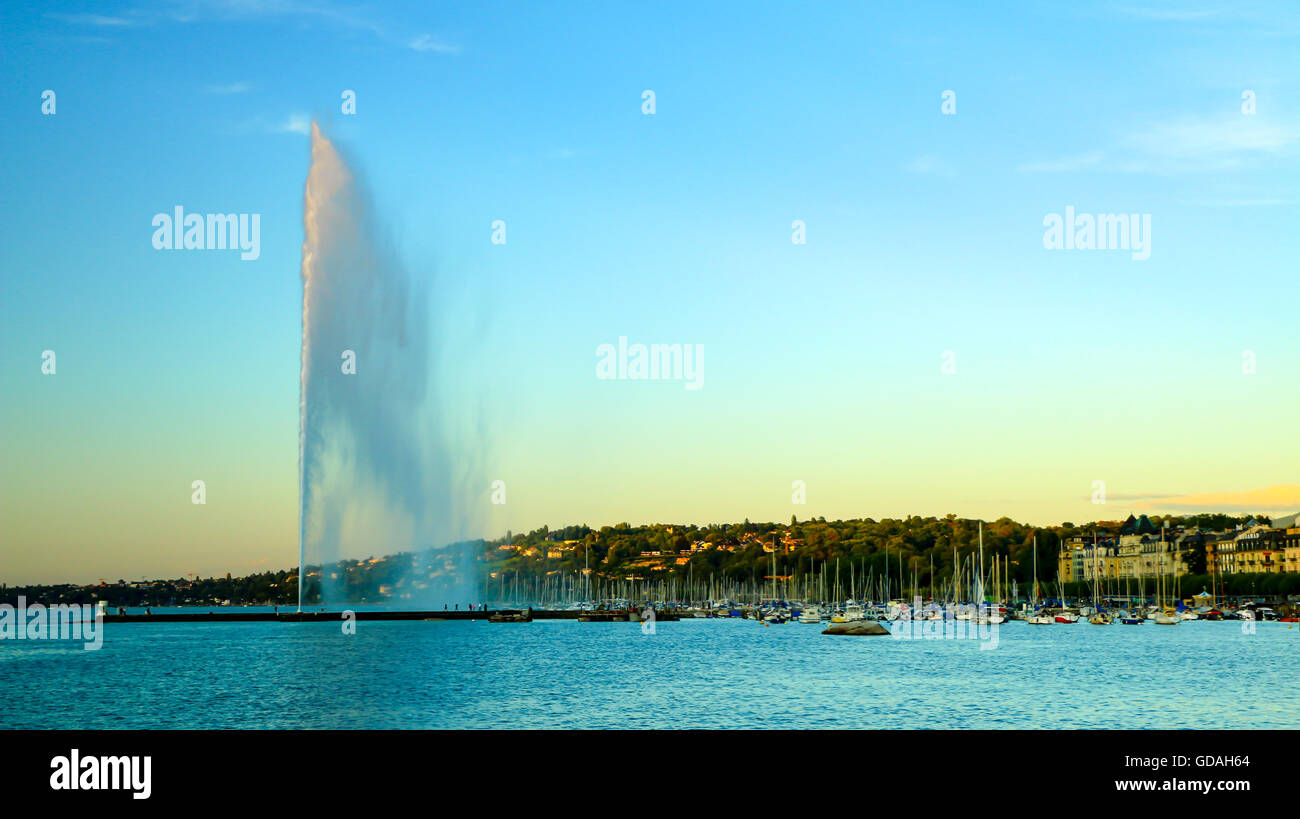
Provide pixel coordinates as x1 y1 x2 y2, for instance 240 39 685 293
206 81 253 95
1017 151 1104 173
47 12 140 27
273 113 311 135
1112 4 1223 23
1122 114 1298 160
408 34 460 54
1122 484 1300 513
903 155 955 176
1185 196 1297 207
1019 113 1299 175
1104 2 1300 37
223 112 312 137
49 1 460 54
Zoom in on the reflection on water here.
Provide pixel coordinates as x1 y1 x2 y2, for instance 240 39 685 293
2 618 1297 729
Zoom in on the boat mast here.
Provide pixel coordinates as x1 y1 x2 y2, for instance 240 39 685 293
1032 533 1038 607
1092 530 1099 609
952 541 958 605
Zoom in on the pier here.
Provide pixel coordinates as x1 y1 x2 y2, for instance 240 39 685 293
100 608 681 624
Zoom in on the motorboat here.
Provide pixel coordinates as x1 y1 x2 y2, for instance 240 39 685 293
976 605 1006 625
798 606 822 624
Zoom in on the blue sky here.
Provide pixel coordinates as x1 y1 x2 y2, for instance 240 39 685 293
2 1 1298 583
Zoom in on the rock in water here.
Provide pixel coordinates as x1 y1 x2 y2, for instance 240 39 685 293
821 621 890 636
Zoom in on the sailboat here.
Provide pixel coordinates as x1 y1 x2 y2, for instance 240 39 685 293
1087 533 1113 624
1154 522 1179 625
974 522 1005 625
1054 575 1079 622
1027 534 1053 624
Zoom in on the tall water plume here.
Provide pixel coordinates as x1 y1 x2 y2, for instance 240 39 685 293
298 122 480 607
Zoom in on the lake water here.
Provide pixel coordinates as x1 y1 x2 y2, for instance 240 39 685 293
2 616 1297 729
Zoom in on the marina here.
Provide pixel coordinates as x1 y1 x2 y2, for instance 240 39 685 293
86 596 1294 625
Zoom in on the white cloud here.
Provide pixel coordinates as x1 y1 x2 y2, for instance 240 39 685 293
1185 195 1297 207
206 81 252 95
47 12 139 27
903 155 955 176
273 113 311 135
1113 5 1222 23
1123 114 1297 159
1017 151 1104 173
50 2 460 54
409 34 460 54
1019 114 1299 175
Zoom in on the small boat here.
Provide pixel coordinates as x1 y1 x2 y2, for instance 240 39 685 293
798 606 822 624
1027 613 1054 625
1088 612 1113 625
1054 611 1079 624
1180 610 1199 621
1120 616 1143 625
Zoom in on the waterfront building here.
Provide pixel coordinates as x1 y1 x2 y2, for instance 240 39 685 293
1052 515 1290 582
1285 529 1300 574
1234 527 1283 574
1214 536 1238 575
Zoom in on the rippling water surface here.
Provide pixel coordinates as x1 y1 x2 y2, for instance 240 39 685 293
3 617 1297 729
